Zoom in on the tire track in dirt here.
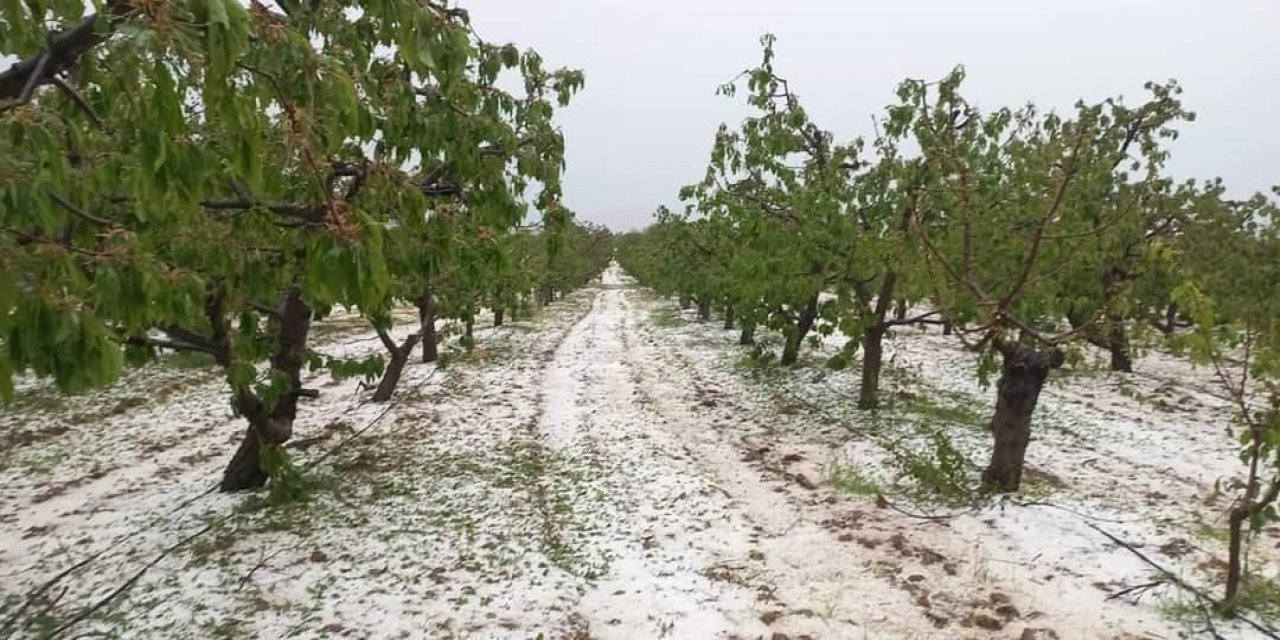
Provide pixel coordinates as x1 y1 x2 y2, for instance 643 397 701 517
535 277 983 640
531 278 776 639
616 284 1078 639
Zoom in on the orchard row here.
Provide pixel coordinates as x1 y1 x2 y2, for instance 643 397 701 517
0 1 607 491
615 35 1279 608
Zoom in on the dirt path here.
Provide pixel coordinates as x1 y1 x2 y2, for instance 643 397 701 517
522 269 1056 639
3 265 1272 638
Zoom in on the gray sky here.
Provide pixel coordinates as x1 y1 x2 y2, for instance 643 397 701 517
464 0 1280 231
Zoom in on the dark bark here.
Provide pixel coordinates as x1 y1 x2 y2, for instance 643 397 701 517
462 314 475 348
943 319 954 336
779 293 820 367
371 329 422 402
220 287 312 492
854 271 899 411
739 324 756 345
722 306 735 331
893 300 907 321
493 307 505 327
1068 310 1133 373
0 1 132 104
1226 507 1246 604
1152 303 1183 336
857 325 886 410
417 290 438 363
696 298 712 321
981 343 1063 493
1106 320 1133 373
539 283 554 307
220 426 268 492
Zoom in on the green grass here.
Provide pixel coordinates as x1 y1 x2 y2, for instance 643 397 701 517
824 462 882 496
648 309 682 327
1158 573 1280 632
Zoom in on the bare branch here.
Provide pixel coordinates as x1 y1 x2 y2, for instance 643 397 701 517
45 190 115 227
0 1 134 108
50 75 103 127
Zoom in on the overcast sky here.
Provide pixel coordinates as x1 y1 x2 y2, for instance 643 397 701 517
4 2 1275 232
463 0 1280 231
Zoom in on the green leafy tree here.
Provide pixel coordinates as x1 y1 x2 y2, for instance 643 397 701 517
0 0 581 491
679 35 864 366
1172 188 1280 607
887 68 1193 492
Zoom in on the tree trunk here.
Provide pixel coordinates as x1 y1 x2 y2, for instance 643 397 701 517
943 318 954 336
493 307 505 327
679 295 692 309
893 300 907 321
739 324 755 345
857 271 898 410
372 329 422 402
220 287 311 492
1106 319 1133 373
463 315 475 348
221 426 267 492
981 344 1063 493
779 293 820 367
1225 507 1246 605
723 307 735 331
857 325 886 410
697 298 711 321
418 291 438 363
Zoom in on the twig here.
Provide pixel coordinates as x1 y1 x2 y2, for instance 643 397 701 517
48 524 213 638
45 190 114 226
1084 521 1279 639
1105 578 1166 602
0 553 104 636
50 76 103 128
237 548 289 591
878 493 976 521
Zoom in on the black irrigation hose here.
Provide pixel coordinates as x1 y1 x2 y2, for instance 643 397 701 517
4 341 457 638
18 295 600 637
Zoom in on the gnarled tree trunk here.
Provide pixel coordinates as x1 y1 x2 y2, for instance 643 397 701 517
739 323 756 345
371 328 422 402
696 298 712 321
221 287 312 492
722 306 735 331
493 307 505 327
982 343 1063 492
779 293 819 367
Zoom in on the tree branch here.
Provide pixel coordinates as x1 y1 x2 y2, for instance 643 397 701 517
0 1 134 108
124 334 219 357
45 190 115 226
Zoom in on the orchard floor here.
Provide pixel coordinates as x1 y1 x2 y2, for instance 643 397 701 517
2 265 1277 639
